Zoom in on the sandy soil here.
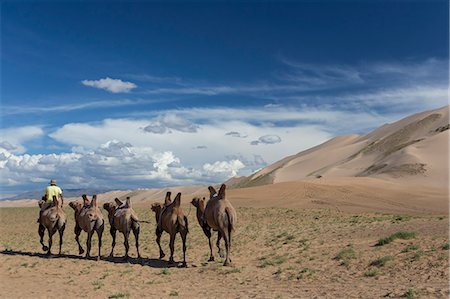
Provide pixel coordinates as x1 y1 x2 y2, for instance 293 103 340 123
0 196 448 298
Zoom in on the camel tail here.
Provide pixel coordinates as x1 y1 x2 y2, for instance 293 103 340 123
225 208 235 233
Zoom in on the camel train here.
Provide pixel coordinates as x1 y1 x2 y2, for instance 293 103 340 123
37 184 236 267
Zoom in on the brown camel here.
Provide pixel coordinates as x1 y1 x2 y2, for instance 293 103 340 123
38 195 66 256
150 192 188 267
191 197 224 262
103 197 141 260
203 184 237 266
68 194 104 260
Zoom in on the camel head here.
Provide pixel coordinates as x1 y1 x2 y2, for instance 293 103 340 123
69 201 83 212
151 202 162 214
103 201 118 221
208 184 226 200
103 201 117 213
191 197 205 208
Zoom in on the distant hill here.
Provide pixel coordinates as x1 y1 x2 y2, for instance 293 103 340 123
227 106 449 189
2 188 113 201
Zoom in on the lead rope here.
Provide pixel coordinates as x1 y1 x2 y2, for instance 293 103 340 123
186 203 192 218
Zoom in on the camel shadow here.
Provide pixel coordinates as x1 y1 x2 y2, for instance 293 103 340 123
0 249 182 268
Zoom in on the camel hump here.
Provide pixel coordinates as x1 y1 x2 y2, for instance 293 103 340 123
208 186 217 197
114 198 123 206
126 197 132 208
165 192 172 206
218 184 226 200
174 193 181 207
52 195 59 207
92 195 98 208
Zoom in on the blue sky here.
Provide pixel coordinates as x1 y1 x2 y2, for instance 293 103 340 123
1 1 448 196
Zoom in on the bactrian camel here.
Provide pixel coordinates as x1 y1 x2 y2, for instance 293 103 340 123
38 195 66 256
151 192 188 267
203 184 236 266
69 194 104 260
103 197 141 260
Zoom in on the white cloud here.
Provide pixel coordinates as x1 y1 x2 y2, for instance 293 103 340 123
0 126 44 154
203 160 245 177
81 77 137 93
143 114 199 134
3 99 149 115
0 140 246 190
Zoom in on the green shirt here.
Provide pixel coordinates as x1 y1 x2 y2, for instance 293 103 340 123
45 185 62 202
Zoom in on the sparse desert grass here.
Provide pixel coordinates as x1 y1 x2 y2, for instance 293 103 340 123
363 269 378 277
376 231 417 246
409 250 425 262
401 244 419 253
0 206 448 298
370 255 394 267
335 245 356 266
108 293 129 299
403 288 423 299
442 243 450 250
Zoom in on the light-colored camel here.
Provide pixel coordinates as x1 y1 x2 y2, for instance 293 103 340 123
203 184 236 266
38 195 66 256
103 197 141 260
150 192 188 267
68 194 104 260
191 197 224 262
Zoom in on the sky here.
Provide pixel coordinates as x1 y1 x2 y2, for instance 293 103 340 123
1 1 448 196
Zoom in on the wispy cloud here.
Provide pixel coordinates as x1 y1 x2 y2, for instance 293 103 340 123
81 77 137 93
2 99 150 115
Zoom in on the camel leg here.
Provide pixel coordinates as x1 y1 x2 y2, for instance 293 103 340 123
123 231 130 260
203 227 214 262
38 224 48 252
74 225 84 255
217 231 224 258
96 220 104 261
46 228 53 256
180 230 187 267
86 230 94 259
222 229 231 266
156 228 165 259
168 233 176 264
58 223 66 255
109 227 117 257
132 222 141 259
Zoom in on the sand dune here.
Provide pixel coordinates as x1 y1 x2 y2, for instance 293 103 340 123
231 106 449 189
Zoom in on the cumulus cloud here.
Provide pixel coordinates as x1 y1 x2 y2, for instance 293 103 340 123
250 135 282 145
143 114 199 134
0 140 245 190
225 131 248 138
0 126 44 154
203 159 245 178
81 77 137 93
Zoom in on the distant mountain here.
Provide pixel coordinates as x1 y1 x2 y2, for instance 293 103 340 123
2 188 113 201
227 106 449 189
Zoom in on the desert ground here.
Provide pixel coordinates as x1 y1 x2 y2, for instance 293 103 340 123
0 180 449 299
